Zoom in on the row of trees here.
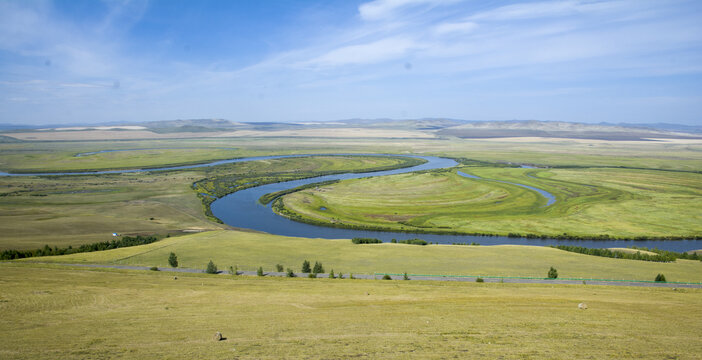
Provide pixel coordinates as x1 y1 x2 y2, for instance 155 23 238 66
1 235 161 260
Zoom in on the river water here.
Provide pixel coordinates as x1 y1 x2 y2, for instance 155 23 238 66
2 154 698 251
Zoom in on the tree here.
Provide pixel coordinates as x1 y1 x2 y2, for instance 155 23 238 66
655 273 666 282
329 269 335 279
382 274 392 280
206 260 218 274
286 268 296 277
313 261 324 274
257 266 264 276
403 272 409 280
276 264 283 272
168 252 178 268
547 266 558 279
301 260 311 273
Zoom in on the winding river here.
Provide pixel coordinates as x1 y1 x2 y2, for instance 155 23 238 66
2 154 699 251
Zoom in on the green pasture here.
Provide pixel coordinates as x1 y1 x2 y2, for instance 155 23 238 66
0 155 413 249
0 263 700 359
281 166 702 239
30 230 702 282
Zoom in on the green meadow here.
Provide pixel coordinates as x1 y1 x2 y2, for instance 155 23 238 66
30 230 702 282
0 154 414 249
1 262 700 359
280 166 702 239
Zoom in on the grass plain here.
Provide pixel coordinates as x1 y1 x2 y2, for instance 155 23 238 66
280 166 702 239
0 155 413 249
0 263 700 359
31 230 702 282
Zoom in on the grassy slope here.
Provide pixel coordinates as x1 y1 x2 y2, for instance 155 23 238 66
30 230 702 282
0 263 700 359
0 155 413 249
280 167 702 238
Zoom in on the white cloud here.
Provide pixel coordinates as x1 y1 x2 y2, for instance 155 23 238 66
358 0 457 21
433 21 478 35
307 37 419 66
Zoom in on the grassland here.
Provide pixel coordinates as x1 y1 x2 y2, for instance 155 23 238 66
1 262 700 359
30 230 702 282
0 155 415 249
279 166 702 239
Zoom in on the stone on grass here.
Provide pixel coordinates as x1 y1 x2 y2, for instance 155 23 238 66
578 303 588 310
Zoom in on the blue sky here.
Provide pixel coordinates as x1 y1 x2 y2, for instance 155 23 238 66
1 0 701 125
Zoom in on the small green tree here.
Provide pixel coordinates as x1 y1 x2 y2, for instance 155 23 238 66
286 268 296 277
168 252 178 268
403 272 409 280
308 273 317 278
313 261 325 274
655 273 666 282
205 260 218 274
350 273 355 279
302 260 311 273
329 269 335 279
229 265 237 276
475 277 484 283
276 264 284 272
547 266 558 279
382 274 392 280
257 266 264 276
338 272 343 279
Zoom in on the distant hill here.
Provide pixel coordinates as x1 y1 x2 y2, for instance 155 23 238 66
1 118 700 141
435 120 702 141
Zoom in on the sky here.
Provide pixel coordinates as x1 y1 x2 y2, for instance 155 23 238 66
1 0 701 125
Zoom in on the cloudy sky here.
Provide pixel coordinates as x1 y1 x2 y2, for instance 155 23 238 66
1 0 701 125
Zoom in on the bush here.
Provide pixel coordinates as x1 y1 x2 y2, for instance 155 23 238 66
168 252 178 268
655 273 666 282
302 260 311 273
229 265 237 276
352 237 382 244
329 269 335 279
206 260 218 274
150 266 159 271
403 272 409 280
397 239 428 246
308 273 317 278
382 274 392 280
276 264 283 272
547 267 558 279
338 272 343 279
286 268 296 277
475 277 484 283
313 261 325 274
350 273 355 279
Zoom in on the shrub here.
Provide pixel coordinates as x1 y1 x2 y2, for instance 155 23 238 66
655 273 667 282
313 261 325 274
350 273 355 279
286 268 296 277
352 237 382 244
476 277 484 282
338 272 343 279
329 269 335 279
229 266 237 276
276 264 283 272
301 260 311 273
257 266 264 276
398 239 428 246
150 266 159 271
168 252 178 268
308 273 317 278
382 274 392 280
547 267 558 279
205 260 218 274
403 272 409 280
